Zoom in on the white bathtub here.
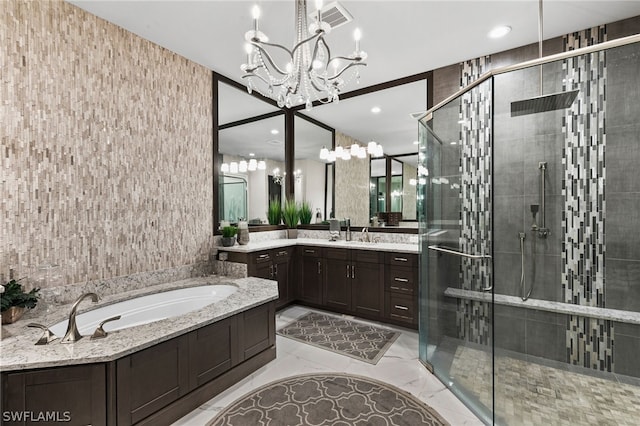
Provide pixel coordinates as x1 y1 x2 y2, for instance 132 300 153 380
49 285 237 337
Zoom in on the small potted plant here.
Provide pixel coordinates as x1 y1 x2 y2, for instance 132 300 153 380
1 279 40 324
267 198 282 225
298 200 313 225
221 226 238 247
282 198 300 238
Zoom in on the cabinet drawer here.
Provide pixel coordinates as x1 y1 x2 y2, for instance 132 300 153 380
300 246 323 257
251 251 272 264
326 247 349 260
385 252 417 268
386 293 417 325
274 248 290 260
386 266 417 295
353 249 382 264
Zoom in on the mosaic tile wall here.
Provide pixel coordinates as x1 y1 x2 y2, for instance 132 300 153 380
562 26 613 371
334 131 370 226
1 0 214 289
457 57 493 344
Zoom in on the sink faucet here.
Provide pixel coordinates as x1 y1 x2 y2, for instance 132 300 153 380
361 227 370 242
61 292 99 343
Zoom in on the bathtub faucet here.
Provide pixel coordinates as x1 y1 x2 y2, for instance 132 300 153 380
61 292 99 343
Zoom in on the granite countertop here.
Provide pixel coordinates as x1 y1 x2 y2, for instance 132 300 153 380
0 275 278 372
220 238 419 254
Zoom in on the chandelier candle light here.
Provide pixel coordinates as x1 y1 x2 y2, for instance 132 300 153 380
241 0 367 110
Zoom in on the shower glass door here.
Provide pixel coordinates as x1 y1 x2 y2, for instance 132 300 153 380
419 77 494 424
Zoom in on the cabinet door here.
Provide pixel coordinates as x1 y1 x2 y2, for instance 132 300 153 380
324 258 352 311
188 316 239 389
299 249 323 305
352 260 384 318
2 364 106 426
273 249 292 308
238 302 276 360
117 335 190 425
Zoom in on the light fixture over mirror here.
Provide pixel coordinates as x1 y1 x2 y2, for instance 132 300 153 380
241 0 367 110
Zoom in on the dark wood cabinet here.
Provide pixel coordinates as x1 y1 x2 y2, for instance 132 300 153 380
324 248 384 318
384 252 419 327
1 364 107 426
298 246 324 305
248 249 293 309
2 302 276 426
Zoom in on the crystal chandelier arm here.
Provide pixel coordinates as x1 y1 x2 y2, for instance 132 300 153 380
291 31 323 59
250 42 294 76
241 73 272 87
307 36 330 73
328 59 366 80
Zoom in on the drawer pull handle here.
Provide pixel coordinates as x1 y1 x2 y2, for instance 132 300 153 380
278 250 288 256
305 249 315 253
258 254 270 259
394 257 408 262
394 305 409 311
346 264 351 278
390 286 400 290
394 278 409 282
317 261 322 274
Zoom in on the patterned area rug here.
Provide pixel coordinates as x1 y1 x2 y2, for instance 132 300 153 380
207 373 450 426
277 312 400 364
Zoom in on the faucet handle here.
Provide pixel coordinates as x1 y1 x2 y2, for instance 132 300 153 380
27 323 59 345
90 315 121 340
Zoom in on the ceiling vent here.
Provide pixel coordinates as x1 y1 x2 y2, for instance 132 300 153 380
309 1 353 30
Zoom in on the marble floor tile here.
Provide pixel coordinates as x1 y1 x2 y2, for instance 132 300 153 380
172 305 483 426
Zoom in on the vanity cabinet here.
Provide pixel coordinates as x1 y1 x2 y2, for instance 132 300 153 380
324 248 384 318
1 364 107 426
248 248 293 309
384 252 419 326
297 246 324 305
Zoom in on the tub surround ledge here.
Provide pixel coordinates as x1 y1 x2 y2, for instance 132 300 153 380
0 275 277 371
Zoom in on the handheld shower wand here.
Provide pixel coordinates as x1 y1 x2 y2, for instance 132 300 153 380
530 204 539 232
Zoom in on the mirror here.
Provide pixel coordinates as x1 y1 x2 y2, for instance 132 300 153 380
303 79 427 226
294 115 334 223
217 79 284 226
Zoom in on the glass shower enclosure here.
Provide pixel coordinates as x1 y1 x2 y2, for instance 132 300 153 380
418 35 640 425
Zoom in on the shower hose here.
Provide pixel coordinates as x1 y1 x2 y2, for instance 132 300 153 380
519 232 532 301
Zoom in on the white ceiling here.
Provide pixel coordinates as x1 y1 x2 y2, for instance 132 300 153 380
69 0 640 160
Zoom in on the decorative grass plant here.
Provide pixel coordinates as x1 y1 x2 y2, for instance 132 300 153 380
267 199 282 225
299 200 313 225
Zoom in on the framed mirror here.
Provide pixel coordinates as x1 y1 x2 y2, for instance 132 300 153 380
215 77 283 228
302 78 428 227
294 114 334 223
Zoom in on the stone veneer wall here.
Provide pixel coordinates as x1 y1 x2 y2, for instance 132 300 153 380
334 131 370 226
1 0 214 289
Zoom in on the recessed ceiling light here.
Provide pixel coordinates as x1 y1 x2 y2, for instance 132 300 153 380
488 25 512 39
270 129 279 135
249 152 255 157
371 106 381 114
450 141 458 145
413 141 419 145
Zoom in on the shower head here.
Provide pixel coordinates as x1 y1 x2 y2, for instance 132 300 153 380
530 204 539 215
510 90 579 117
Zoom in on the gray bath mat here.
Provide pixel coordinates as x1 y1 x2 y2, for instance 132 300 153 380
207 373 450 426
277 312 400 364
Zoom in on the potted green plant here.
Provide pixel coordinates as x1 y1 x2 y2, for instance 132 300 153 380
298 200 313 225
1 279 40 324
221 226 237 247
282 198 300 238
267 199 282 225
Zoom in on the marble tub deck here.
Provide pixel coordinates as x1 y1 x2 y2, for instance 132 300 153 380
173 305 483 426
0 275 278 371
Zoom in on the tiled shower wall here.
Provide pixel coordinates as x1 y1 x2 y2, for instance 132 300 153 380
431 15 640 375
1 0 214 289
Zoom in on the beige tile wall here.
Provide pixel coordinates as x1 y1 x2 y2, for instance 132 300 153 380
1 0 214 289
334 131 370 226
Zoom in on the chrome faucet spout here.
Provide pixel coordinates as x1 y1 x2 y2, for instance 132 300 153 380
61 292 99 343
361 227 370 242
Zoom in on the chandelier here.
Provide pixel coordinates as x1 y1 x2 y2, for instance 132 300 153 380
241 0 367 110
